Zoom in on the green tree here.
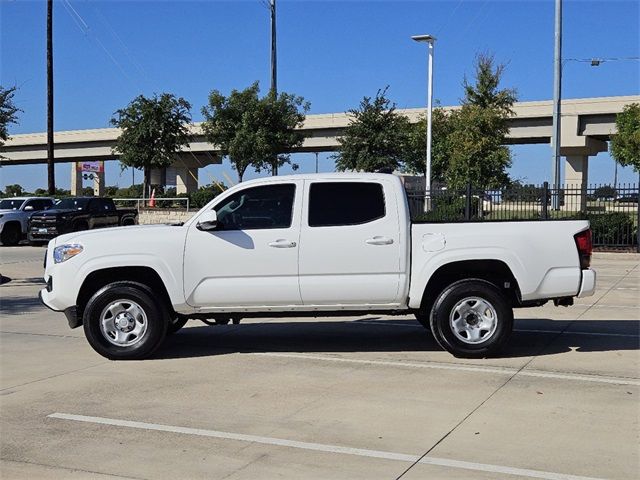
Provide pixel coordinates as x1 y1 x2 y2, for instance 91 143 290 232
104 185 119 197
610 103 640 174
0 86 22 149
592 185 617 200
111 93 192 194
403 108 453 182
4 184 24 197
201 82 309 182
445 54 516 189
334 87 410 173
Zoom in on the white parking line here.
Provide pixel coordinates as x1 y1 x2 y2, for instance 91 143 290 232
355 320 640 338
48 413 605 480
252 352 640 386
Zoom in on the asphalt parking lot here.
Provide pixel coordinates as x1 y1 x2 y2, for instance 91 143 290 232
1 246 638 480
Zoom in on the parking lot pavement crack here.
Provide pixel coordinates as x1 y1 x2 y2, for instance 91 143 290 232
0 459 149 480
0 361 108 392
393 364 527 480
1 330 83 339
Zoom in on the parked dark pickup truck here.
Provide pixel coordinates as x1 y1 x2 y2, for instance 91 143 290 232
28 197 137 242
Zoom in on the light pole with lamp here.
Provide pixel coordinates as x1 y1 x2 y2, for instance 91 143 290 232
412 34 436 209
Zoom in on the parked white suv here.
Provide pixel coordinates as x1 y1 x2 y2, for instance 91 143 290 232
40 173 595 359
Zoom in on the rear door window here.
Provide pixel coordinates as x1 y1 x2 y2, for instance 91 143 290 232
308 182 385 227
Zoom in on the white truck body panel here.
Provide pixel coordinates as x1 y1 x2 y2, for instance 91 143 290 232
407 221 587 309
40 173 594 318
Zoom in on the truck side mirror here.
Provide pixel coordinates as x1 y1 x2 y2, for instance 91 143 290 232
24 205 34 211
196 210 218 231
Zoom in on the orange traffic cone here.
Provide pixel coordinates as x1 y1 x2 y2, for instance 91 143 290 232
149 188 156 208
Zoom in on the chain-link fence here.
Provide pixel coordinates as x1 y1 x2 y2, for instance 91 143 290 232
407 182 639 251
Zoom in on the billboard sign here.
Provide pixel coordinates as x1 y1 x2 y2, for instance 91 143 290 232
77 161 104 173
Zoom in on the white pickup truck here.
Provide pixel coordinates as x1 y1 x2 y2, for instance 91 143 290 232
40 173 595 360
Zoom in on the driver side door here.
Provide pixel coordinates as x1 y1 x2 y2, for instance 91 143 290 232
183 181 302 310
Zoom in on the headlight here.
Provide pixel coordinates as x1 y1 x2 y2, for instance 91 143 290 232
53 244 84 263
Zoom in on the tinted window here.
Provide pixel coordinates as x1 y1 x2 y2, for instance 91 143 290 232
0 199 25 210
309 182 385 227
55 198 91 210
96 199 116 211
27 200 50 211
214 184 295 230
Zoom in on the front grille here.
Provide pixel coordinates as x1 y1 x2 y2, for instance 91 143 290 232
31 216 57 226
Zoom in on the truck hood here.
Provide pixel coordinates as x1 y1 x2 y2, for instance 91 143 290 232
0 209 22 217
0 209 20 214
33 208 81 216
53 222 186 247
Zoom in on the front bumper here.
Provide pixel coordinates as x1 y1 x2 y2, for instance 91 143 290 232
39 289 81 328
29 227 59 241
577 269 596 298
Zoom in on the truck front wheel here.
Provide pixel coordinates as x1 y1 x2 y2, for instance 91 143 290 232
83 282 168 360
1 223 22 246
429 279 513 358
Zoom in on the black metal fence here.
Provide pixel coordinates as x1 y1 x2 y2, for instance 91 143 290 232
407 182 639 251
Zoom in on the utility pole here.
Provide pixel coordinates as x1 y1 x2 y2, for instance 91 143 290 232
270 0 278 176
47 0 55 194
551 0 562 210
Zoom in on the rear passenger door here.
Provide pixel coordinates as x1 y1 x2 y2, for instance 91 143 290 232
298 179 403 306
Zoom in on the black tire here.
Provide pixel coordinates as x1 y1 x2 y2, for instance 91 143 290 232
1 224 22 246
73 221 89 232
167 316 188 334
429 279 513 358
83 281 168 360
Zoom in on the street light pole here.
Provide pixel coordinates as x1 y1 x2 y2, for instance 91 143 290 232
551 0 562 210
270 0 278 176
412 34 436 208
47 0 55 195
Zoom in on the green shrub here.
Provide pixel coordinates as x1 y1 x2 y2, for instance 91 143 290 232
189 184 225 208
587 212 637 245
413 196 480 222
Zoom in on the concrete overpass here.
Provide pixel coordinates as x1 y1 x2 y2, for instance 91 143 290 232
1 95 637 194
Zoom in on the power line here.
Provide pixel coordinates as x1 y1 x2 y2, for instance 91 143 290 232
61 0 134 84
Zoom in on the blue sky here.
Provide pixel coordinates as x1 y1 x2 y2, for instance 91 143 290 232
1 0 639 191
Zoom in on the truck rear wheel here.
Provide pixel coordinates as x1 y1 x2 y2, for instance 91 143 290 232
83 282 168 360
429 279 513 358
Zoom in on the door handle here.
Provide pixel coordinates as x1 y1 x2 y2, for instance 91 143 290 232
365 236 394 245
269 239 297 248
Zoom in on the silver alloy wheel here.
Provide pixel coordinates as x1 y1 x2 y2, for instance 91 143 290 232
99 299 148 347
449 296 498 345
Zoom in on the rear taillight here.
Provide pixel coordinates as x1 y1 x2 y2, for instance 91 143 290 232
574 229 592 269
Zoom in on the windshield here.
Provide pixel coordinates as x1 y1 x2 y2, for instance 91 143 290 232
0 199 25 210
54 198 91 210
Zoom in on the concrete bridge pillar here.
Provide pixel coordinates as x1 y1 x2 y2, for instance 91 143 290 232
70 162 82 196
176 167 198 195
563 155 589 212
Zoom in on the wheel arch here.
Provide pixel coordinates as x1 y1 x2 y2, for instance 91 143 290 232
416 259 521 316
1 220 22 232
76 266 174 325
